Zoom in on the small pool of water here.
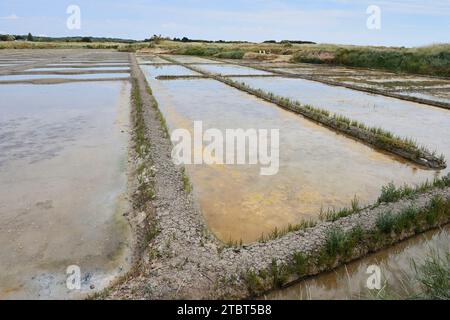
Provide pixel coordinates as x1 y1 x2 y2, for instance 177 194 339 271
140 64 200 77
263 226 449 300
0 73 130 81
0 81 132 299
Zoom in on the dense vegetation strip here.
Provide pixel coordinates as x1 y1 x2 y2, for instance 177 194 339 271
159 55 447 170
292 45 450 78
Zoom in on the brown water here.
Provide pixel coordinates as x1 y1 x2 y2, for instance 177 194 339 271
142 64 438 243
263 226 449 300
0 81 132 299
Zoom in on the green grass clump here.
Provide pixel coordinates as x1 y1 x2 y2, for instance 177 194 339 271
176 46 221 56
291 252 310 276
413 250 450 300
132 79 150 157
378 174 450 204
324 228 348 257
259 220 317 242
376 212 396 234
181 167 192 194
215 50 245 59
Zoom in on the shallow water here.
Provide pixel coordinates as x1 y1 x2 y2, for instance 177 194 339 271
399 91 450 104
28 67 130 72
46 63 129 66
0 73 130 81
143 65 438 243
137 56 169 64
0 81 132 299
140 64 200 77
232 77 450 175
263 226 449 300
196 64 273 76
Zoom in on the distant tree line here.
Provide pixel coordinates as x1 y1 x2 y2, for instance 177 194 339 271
263 40 316 45
172 37 249 44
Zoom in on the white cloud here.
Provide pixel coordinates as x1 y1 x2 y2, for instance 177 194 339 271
0 14 19 20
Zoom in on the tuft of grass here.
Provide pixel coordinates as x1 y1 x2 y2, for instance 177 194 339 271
324 227 349 257
259 220 317 242
132 78 150 157
181 167 192 194
378 174 450 204
413 250 450 300
291 252 310 276
269 259 289 288
225 238 243 248
376 212 396 234
144 221 160 246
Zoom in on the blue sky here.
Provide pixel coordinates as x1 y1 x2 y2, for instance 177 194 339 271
0 0 449 47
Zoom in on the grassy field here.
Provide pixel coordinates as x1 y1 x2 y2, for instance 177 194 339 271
291 44 450 77
155 40 450 77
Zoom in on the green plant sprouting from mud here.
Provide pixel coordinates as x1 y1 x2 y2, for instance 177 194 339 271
258 220 317 242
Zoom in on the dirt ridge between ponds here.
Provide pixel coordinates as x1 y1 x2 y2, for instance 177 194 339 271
205 57 450 111
158 55 446 170
103 53 450 300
